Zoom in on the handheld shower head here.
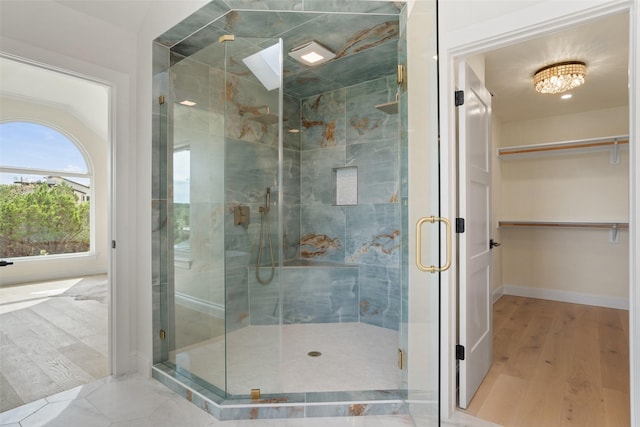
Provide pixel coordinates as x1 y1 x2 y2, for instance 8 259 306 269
265 187 271 212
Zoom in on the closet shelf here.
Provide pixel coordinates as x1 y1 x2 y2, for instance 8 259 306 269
498 220 629 229
497 135 629 159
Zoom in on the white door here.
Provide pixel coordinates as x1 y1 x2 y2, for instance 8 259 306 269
458 61 493 409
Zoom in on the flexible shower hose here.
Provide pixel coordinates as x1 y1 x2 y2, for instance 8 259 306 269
256 205 275 285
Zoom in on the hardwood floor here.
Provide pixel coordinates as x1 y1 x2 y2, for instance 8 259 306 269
463 295 630 427
0 275 108 412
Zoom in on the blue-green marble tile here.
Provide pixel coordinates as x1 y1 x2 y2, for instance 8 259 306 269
225 138 279 203
317 40 398 88
156 3 231 47
346 75 399 143
300 146 345 204
151 113 168 200
283 95 301 149
302 0 403 14
300 204 345 263
225 74 280 146
248 267 281 325
346 138 399 204
282 267 358 323
172 25 231 58
211 10 317 39
170 57 212 109
304 400 407 417
284 69 343 98
300 89 346 150
359 265 400 330
345 203 400 266
399 91 408 199
280 13 397 61
224 0 304 12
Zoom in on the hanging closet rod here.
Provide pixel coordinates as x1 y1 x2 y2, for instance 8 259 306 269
498 220 629 229
498 135 629 157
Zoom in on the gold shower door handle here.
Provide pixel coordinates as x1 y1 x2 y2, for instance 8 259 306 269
416 216 452 273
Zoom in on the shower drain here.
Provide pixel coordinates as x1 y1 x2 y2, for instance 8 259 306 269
307 351 322 357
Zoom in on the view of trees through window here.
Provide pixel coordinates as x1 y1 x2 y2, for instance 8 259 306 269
0 122 91 258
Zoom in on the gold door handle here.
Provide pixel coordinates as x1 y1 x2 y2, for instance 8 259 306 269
416 216 452 273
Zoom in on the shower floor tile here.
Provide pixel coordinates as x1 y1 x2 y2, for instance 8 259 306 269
171 323 401 395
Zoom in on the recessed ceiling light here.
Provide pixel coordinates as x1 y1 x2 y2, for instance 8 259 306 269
288 41 336 66
561 94 573 100
180 100 196 106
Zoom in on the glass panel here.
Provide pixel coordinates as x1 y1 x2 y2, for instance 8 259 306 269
223 37 283 396
405 1 440 425
168 40 228 393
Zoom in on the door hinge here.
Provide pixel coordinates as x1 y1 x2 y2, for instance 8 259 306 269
158 95 165 105
112 240 116 249
455 90 464 106
398 348 405 370
456 218 465 233
397 64 407 90
159 329 166 340
456 344 465 360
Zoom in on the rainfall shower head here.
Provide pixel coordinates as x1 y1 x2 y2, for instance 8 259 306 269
243 106 288 125
375 100 398 115
248 113 280 125
375 90 400 115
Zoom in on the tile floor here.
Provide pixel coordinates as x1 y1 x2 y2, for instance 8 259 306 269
0 275 109 412
173 323 400 394
0 374 501 427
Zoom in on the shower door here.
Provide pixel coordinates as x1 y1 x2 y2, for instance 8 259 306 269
168 36 284 397
404 1 443 424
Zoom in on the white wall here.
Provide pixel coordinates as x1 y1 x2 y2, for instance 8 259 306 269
497 106 629 305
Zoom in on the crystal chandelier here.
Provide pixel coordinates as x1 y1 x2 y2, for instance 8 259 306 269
533 61 587 94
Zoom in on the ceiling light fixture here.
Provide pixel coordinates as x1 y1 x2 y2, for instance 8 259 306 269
533 61 586 94
180 100 197 106
288 41 336 66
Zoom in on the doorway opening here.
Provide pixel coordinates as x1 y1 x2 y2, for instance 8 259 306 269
0 55 112 411
454 10 631 426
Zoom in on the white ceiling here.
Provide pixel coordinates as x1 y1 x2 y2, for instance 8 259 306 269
54 0 153 33
484 11 629 123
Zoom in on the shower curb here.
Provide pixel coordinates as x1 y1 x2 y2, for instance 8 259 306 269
152 363 410 420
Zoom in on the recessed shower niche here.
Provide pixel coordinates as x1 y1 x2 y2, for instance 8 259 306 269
151 0 439 421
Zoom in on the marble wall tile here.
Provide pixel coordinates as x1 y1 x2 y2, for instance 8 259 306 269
210 10 318 39
346 138 399 205
249 266 359 325
345 203 400 267
300 146 345 205
247 268 280 325
170 58 212 111
155 2 231 48
225 138 279 204
282 268 358 324
151 200 168 287
300 89 346 150
299 204 345 263
151 112 167 201
283 95 301 149
301 0 403 14
225 74 280 147
224 0 304 11
358 265 400 330
314 41 398 89
346 75 399 144
225 256 251 332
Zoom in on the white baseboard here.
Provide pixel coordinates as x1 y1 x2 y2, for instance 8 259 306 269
175 292 225 319
497 284 629 310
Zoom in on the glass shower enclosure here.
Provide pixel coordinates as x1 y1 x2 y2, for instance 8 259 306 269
152 0 441 422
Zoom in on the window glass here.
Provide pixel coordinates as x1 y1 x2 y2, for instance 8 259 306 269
0 122 91 257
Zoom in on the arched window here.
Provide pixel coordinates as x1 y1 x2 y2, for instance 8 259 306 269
0 121 93 257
